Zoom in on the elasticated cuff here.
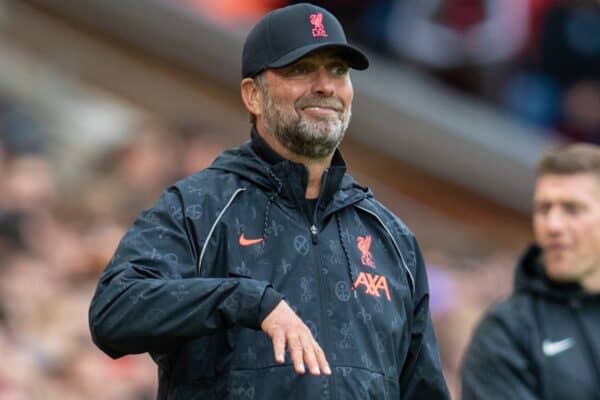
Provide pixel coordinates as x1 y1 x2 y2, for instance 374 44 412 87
257 286 285 325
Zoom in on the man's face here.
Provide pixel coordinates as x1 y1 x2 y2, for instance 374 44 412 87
257 49 353 159
533 173 600 286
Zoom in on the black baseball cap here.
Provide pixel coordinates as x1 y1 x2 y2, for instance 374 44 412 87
242 3 369 78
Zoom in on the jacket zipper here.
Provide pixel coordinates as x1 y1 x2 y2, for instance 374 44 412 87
314 241 336 398
310 172 337 398
355 205 415 296
196 187 246 276
310 224 318 244
309 172 327 245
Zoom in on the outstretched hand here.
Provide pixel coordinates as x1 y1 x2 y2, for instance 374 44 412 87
261 300 331 376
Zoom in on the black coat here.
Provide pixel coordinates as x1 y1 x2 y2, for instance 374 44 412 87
461 246 600 400
89 133 449 399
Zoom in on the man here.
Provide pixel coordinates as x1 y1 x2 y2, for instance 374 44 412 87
89 3 450 399
461 144 600 399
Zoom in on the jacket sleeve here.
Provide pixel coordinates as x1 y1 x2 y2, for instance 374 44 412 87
461 304 540 400
89 186 283 359
398 237 450 400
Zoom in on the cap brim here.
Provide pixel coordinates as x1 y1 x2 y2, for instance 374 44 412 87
267 43 369 71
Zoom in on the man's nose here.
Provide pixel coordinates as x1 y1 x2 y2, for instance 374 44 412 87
545 208 566 233
311 67 335 96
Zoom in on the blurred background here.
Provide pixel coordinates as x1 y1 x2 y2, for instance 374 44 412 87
0 0 598 398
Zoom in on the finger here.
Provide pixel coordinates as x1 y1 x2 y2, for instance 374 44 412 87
301 335 320 375
312 339 331 375
288 334 305 375
271 329 286 364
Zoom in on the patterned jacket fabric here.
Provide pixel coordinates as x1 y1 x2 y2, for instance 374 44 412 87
89 131 450 399
461 245 600 400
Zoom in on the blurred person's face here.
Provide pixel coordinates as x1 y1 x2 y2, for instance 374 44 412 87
181 136 224 176
119 130 181 193
3 156 56 212
533 173 600 291
244 49 353 159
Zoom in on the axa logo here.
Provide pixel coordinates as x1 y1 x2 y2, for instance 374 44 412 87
310 13 328 38
353 271 391 301
356 235 375 268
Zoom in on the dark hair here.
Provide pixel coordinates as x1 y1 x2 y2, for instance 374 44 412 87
537 143 600 178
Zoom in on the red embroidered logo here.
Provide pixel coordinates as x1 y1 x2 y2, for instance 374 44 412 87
353 272 391 301
356 235 375 268
310 13 328 37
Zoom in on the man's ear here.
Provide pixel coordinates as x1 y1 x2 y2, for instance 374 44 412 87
241 78 262 118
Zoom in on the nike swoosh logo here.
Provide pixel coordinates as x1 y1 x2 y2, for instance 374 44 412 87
542 338 575 356
239 234 264 246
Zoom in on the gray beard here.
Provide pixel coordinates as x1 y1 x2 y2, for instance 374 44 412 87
262 94 351 159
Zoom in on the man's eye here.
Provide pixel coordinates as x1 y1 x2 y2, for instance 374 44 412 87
534 203 550 215
289 64 310 75
563 203 582 215
331 64 349 75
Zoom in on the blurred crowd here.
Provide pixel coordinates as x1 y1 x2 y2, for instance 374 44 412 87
3 1 573 398
0 92 518 399
182 0 600 144
0 96 227 399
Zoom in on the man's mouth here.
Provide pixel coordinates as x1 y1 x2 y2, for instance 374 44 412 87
301 106 340 116
545 243 570 253
297 97 343 114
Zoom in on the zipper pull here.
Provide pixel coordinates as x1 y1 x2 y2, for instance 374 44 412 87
310 224 318 245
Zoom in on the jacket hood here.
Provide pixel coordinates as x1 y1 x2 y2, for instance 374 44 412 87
208 137 371 212
514 245 596 301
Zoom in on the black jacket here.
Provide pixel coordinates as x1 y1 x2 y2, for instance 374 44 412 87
461 245 600 400
89 132 449 399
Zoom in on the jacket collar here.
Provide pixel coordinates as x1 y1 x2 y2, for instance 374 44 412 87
514 245 600 300
250 126 285 166
249 126 347 211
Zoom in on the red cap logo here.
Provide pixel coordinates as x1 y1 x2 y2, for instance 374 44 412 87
310 13 328 38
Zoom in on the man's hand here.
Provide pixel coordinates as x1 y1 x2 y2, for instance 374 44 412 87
261 300 331 376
